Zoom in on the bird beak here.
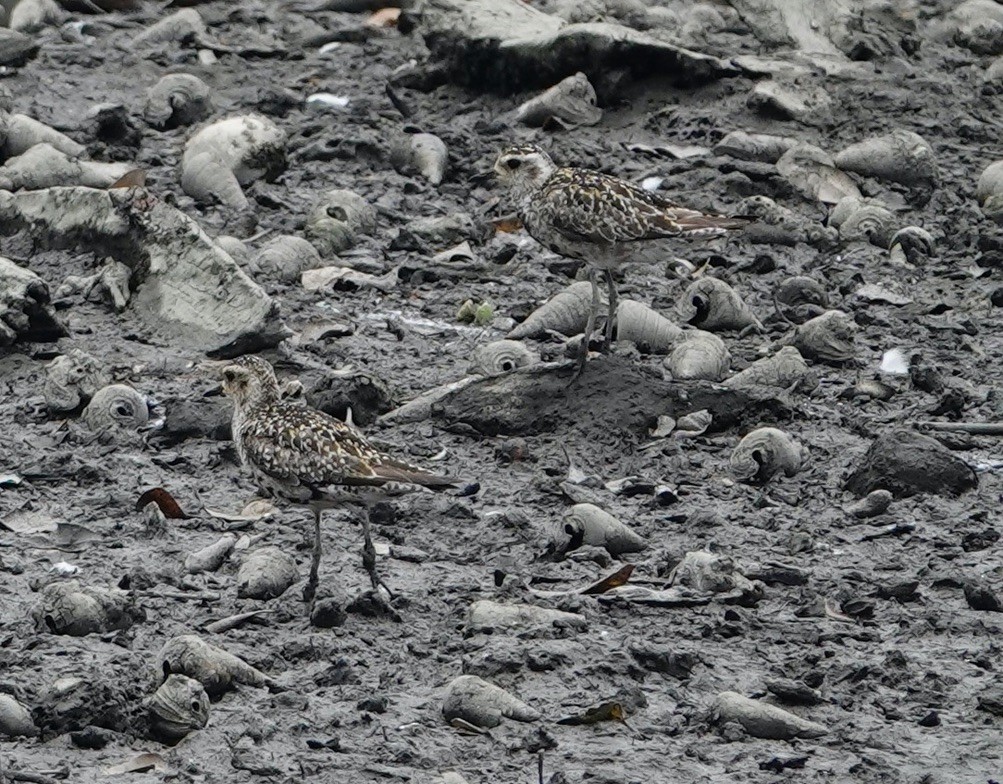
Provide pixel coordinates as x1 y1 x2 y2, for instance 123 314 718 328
204 384 224 398
469 170 496 186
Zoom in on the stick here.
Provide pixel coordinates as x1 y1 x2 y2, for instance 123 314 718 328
0 771 62 784
918 421 1003 435
537 752 544 784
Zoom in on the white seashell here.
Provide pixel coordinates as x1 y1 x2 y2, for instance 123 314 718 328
615 299 683 353
0 143 133 190
723 346 817 391
251 235 322 283
159 635 275 697
442 675 540 729
144 74 212 129
389 130 448 185
515 72 602 127
714 691 827 740
9 0 64 33
82 384 148 432
889 225 934 264
791 309 857 364
507 280 600 339
834 130 938 188
776 143 861 204
0 112 84 158
837 203 897 248
665 330 730 381
145 674 209 744
50 561 78 576
678 277 761 332
236 546 298 600
557 503 647 556
0 694 36 738
305 93 350 109
184 533 237 575
305 189 377 255
730 427 804 483
879 348 909 375
32 580 138 636
468 339 539 376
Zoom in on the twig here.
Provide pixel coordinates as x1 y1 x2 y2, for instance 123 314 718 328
917 421 1003 435
138 590 221 602
203 610 272 634
0 771 61 784
537 752 544 784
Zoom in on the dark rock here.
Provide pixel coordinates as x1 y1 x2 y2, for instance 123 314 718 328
845 429 978 498
978 685 1003 716
765 679 822 706
964 580 1002 612
629 645 698 679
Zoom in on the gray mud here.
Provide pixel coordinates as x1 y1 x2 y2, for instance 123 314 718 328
2 1 1003 782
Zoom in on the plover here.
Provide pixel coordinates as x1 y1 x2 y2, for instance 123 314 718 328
493 144 749 369
220 356 454 608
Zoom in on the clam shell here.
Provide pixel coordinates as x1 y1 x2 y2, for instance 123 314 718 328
678 277 761 332
515 72 602 127
776 143 861 204
305 189 377 255
389 130 447 185
82 384 148 432
792 309 857 364
442 675 540 729
834 130 938 187
665 330 731 381
251 235 322 283
507 280 599 339
723 346 818 392
615 299 683 353
730 426 804 483
469 339 539 376
159 634 274 697
145 674 209 744
558 503 647 556
144 74 212 129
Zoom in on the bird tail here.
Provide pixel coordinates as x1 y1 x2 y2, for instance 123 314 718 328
372 463 457 489
669 213 754 236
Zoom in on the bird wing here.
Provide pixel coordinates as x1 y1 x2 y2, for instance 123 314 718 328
541 168 748 244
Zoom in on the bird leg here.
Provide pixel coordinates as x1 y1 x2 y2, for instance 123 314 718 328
602 268 617 351
359 506 394 599
303 507 322 607
574 266 599 378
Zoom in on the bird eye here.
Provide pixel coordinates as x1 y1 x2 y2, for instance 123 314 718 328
506 158 522 170
223 370 236 382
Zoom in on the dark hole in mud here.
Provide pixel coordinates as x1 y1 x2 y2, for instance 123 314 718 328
689 296 710 325
326 206 348 221
114 402 133 417
162 661 172 679
44 615 57 633
500 360 515 371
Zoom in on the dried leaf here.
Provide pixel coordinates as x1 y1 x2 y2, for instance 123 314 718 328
365 7 400 27
556 701 626 726
203 500 275 523
493 215 523 233
581 564 635 595
108 169 147 189
136 487 189 519
0 509 56 534
103 752 170 775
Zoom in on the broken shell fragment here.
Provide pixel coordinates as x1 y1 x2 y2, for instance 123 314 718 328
668 551 755 595
389 130 447 185
250 235 322 284
144 73 212 129
145 674 209 745
678 277 761 332
713 691 827 740
557 503 647 557
468 339 538 376
665 330 730 381
159 635 275 697
442 675 540 729
184 533 237 575
507 281 601 340
889 226 934 264
615 299 683 353
723 346 818 392
32 580 140 636
236 546 298 600
82 384 149 433
305 189 377 255
515 72 602 128
465 600 587 634
730 427 804 484
791 310 857 364
834 130 938 188
776 143 861 204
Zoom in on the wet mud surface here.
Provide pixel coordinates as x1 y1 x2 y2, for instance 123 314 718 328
2 1 1003 782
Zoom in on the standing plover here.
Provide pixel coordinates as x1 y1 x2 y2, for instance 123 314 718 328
220 356 454 609
493 144 748 370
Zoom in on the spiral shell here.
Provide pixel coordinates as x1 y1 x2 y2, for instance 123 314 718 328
468 340 538 376
305 189 377 255
251 235 322 283
730 427 804 484
515 72 602 128
145 674 209 744
159 635 274 697
82 384 149 433
615 299 683 353
665 330 731 381
442 675 540 729
837 203 897 248
723 346 818 392
889 226 934 263
32 581 139 636
507 280 599 340
678 277 761 332
792 310 857 364
776 143 861 204
556 503 648 557
144 74 212 129
834 130 938 188
44 349 109 413
389 129 447 185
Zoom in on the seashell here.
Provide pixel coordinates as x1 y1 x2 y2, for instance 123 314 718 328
507 280 601 339
184 533 237 575
82 384 149 432
847 489 893 519
615 299 683 353
730 427 804 484
0 693 36 738
305 189 377 255
159 634 276 697
557 503 647 557
133 8 205 47
668 550 754 594
44 349 109 413
834 130 938 188
776 143 861 204
32 580 140 636
713 130 797 164
665 330 731 381
301 264 399 293
889 225 934 265
214 235 250 264
678 277 762 332
144 73 212 129
775 276 828 309
181 115 287 209
465 600 587 635
714 691 827 740
723 346 818 392
0 143 133 190
378 376 480 425
837 203 897 248
441 675 540 729
389 129 447 185
0 112 84 158
515 72 602 128
791 309 857 364
145 674 209 745
236 546 298 600
9 0 64 33
469 339 539 376
250 235 322 283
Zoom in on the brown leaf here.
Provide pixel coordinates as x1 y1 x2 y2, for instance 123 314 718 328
108 169 147 189
581 564 634 595
136 487 188 519
557 701 626 726
493 215 523 233
365 7 400 27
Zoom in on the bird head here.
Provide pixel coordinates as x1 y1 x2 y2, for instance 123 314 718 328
493 144 556 194
220 356 280 409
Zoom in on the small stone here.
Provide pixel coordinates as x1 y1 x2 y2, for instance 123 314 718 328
964 580 1002 612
